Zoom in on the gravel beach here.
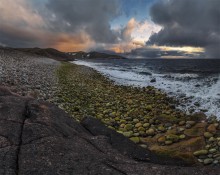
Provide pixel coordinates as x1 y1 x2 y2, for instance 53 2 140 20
0 48 59 100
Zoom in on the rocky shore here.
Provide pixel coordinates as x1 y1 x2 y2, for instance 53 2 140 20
1 86 220 175
55 62 220 166
1 48 220 173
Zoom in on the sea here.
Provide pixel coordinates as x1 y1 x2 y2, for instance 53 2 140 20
73 59 220 119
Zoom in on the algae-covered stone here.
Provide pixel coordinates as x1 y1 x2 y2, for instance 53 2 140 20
138 127 145 132
207 124 217 134
165 140 173 145
125 124 133 131
145 105 153 111
179 121 186 126
123 131 133 137
139 144 148 149
184 126 205 137
108 126 115 130
133 133 140 137
166 134 179 142
178 127 185 132
186 121 196 126
203 158 213 165
130 137 140 143
135 123 142 128
193 150 208 156
157 136 166 143
158 126 166 132
208 137 215 142
133 119 139 123
118 128 126 132
204 132 213 138
209 148 217 154
146 128 155 136
143 123 150 128
179 134 186 139
120 124 125 128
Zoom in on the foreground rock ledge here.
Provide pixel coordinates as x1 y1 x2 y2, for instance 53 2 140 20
0 87 220 175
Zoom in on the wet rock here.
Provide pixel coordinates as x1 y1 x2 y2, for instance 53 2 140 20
158 136 166 144
143 123 150 128
130 137 140 144
146 128 155 136
203 158 213 165
193 150 208 156
150 78 156 83
125 124 133 130
179 134 186 139
184 123 206 137
123 131 133 137
186 121 196 126
135 123 142 128
166 134 179 142
204 132 214 138
179 121 186 126
209 148 217 154
207 124 217 134
158 126 166 132
165 140 173 145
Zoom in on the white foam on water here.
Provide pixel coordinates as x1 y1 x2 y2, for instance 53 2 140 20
72 60 220 118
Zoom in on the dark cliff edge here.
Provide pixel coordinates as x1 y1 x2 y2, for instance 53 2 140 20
0 86 220 175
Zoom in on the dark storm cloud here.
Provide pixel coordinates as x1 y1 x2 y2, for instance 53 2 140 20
127 47 200 58
45 0 120 43
147 0 220 58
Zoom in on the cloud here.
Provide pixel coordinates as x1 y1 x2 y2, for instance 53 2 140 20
0 0 45 28
0 0 48 47
147 0 220 58
45 0 120 44
0 0 121 50
126 46 203 59
121 18 137 42
109 18 161 53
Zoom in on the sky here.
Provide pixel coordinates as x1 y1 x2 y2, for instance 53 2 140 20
0 0 220 58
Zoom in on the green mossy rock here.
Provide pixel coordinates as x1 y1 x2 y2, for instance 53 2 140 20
145 105 153 111
157 136 166 143
123 131 133 138
143 123 150 128
146 128 155 136
130 137 140 143
193 150 208 156
150 137 205 165
203 158 213 165
207 124 217 134
166 134 179 142
158 126 166 132
125 124 133 131
135 123 142 128
204 132 213 138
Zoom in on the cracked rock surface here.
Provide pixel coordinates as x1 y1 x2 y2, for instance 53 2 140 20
0 86 220 175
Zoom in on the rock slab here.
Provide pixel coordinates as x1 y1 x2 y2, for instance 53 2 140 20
0 86 220 175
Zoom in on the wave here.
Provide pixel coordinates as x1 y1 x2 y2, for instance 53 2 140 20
72 60 220 119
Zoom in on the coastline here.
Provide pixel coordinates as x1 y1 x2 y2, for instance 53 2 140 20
0 48 220 167
55 61 220 166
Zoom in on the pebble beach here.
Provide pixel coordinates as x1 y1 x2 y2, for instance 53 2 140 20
1 48 220 167
0 48 59 99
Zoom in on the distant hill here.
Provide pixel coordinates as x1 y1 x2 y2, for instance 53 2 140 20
16 48 74 61
67 51 126 59
13 48 126 61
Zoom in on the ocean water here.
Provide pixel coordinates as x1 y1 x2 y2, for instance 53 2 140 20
73 59 220 119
